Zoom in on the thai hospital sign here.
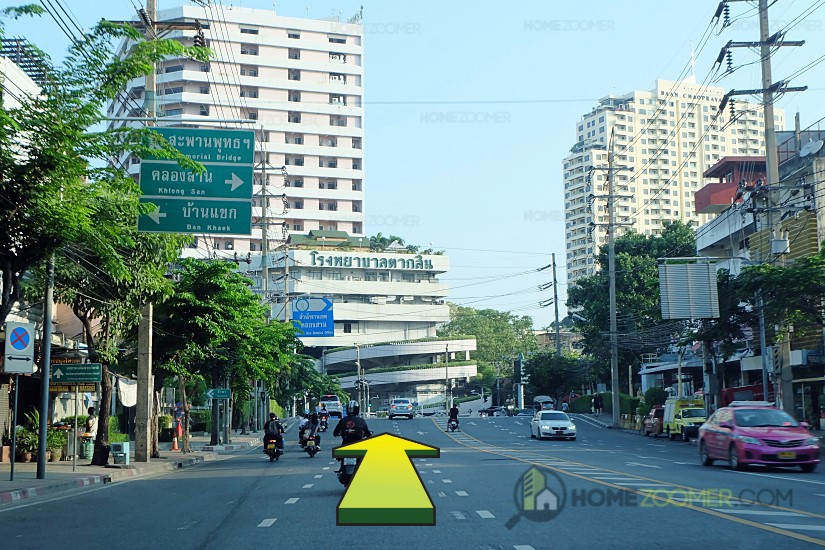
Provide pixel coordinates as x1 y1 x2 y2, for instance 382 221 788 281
306 251 437 270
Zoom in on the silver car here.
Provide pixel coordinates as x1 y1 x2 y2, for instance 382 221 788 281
531 411 577 441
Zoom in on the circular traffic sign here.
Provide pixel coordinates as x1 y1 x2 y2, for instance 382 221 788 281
294 298 310 312
10 327 31 350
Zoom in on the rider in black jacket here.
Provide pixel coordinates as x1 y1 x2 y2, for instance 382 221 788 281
333 400 373 446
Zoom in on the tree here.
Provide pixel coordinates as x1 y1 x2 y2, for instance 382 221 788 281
438 304 538 397
7 9 209 464
567 221 696 385
523 351 584 405
0 8 208 327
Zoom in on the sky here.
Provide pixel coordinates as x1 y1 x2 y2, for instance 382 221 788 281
6 0 825 329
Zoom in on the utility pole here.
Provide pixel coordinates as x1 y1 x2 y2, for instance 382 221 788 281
718 0 806 416
444 344 450 411
36 257 55 478
607 128 621 428
552 253 561 356
134 0 157 464
355 344 362 412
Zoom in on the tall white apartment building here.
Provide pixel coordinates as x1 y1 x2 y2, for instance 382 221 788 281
563 78 784 284
108 5 364 253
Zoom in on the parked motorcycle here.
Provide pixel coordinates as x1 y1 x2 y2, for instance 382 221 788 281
264 439 282 462
448 419 459 432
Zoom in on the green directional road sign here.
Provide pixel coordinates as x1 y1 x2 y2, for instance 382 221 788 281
50 363 102 383
139 162 253 199
138 197 252 234
206 388 231 400
138 127 254 235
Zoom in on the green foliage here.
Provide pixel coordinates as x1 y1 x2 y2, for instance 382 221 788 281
567 221 696 380
438 305 537 383
644 387 669 408
158 415 173 430
523 350 585 404
47 429 68 451
108 418 129 443
15 426 37 453
594 392 640 415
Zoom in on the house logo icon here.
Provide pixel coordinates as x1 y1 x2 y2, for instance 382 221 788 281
506 467 566 529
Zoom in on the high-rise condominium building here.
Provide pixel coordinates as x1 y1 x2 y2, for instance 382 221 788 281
562 78 784 284
108 5 364 254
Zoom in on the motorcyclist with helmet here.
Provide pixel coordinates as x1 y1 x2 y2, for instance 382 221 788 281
333 400 372 470
262 413 284 452
447 404 460 431
302 413 322 451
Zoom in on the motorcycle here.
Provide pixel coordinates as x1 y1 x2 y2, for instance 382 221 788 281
319 418 328 432
264 439 282 462
337 457 359 487
448 419 459 432
303 433 320 458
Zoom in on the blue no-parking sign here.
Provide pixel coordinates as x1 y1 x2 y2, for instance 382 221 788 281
3 322 36 374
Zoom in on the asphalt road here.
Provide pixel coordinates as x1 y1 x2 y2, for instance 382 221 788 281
1 415 823 550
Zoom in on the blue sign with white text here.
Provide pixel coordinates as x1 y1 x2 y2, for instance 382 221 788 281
292 297 334 338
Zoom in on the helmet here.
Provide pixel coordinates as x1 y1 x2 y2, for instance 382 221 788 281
346 400 360 416
269 413 277 420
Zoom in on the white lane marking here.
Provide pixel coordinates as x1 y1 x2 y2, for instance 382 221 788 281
425 463 433 466
438 491 447 497
712 510 804 517
442 479 453 484
177 521 198 530
450 511 467 520
476 510 495 519
456 490 469 496
314 475 323 478
257 519 277 528
674 462 695 465
613 482 670 487
302 484 313 489
732 470 825 486
427 480 434 484
514 546 536 550
285 498 299 504
590 477 641 481
816 494 825 497
625 462 661 469
515 421 523 426
432 469 441 474
765 524 825 532
322 467 330 470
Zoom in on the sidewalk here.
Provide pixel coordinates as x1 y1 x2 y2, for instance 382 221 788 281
0 426 284 507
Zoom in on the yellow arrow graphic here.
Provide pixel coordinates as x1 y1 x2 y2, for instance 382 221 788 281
333 433 440 526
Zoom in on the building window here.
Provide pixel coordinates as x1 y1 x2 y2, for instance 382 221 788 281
240 44 259 55
329 35 347 44
330 94 346 105
293 223 303 231
164 86 183 95
327 202 338 211
240 66 258 77
288 112 301 123
247 111 258 120
289 179 304 187
199 86 209 94
329 52 346 63
200 63 210 72
352 180 362 191
343 322 353 334
288 90 301 102
288 48 300 60
330 72 346 83
293 201 304 209
240 87 259 98
352 202 361 213
352 138 361 149
308 270 322 280
288 69 301 81
326 180 338 190
329 271 343 280
352 159 361 169
330 115 347 127
165 64 184 73
225 240 234 250
240 27 259 34
287 30 300 39
285 156 304 166
163 108 183 116
199 105 209 116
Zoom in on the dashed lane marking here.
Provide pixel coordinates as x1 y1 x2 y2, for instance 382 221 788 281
285 498 299 504
614 482 671 487
456 491 469 496
476 510 495 519
438 491 447 497
314 475 322 478
302 484 313 489
450 511 468 520
257 519 277 528
432 469 441 473
443 479 453 484
513 546 536 550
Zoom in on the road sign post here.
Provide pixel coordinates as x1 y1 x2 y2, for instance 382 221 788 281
206 388 231 400
292 297 334 338
3 322 35 374
138 128 255 235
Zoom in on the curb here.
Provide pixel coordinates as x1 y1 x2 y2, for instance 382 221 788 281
1 474 111 504
0 454 209 506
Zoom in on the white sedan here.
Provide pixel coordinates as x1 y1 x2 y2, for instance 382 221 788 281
530 411 577 441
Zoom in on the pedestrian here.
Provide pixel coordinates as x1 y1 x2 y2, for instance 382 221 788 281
85 407 98 438
593 393 603 416
561 400 569 412
249 415 254 431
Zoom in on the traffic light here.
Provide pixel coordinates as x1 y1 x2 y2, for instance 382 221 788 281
194 21 206 47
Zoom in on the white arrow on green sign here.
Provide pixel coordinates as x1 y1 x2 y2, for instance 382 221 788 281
50 363 102 383
206 388 231 400
138 127 255 235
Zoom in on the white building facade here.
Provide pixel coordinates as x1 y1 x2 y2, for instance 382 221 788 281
563 78 784 284
108 5 365 255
